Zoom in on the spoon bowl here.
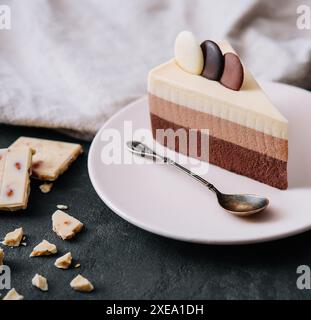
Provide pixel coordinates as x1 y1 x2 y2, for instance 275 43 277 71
216 193 269 216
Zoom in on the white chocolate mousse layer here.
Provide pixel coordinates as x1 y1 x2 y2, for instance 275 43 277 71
148 42 288 140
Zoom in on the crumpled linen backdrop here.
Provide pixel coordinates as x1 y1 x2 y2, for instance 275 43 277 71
0 0 310 140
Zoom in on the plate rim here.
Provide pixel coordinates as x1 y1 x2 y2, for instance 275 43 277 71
88 81 311 245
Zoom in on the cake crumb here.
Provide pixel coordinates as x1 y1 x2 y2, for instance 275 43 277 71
3 227 24 247
57 204 68 210
55 252 72 269
74 263 81 268
3 288 24 300
30 240 57 257
39 183 53 194
32 274 48 291
70 275 94 292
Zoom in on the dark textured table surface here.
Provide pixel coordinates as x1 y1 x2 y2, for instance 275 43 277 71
0 123 310 300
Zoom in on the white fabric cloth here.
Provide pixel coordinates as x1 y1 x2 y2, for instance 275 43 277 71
0 0 310 139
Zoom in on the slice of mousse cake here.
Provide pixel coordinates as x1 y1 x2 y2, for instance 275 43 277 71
148 31 288 189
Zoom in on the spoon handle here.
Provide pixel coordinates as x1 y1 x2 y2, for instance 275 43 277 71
127 141 219 194
164 157 218 194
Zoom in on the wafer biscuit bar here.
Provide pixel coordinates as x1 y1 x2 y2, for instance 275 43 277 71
11 137 83 181
0 147 33 211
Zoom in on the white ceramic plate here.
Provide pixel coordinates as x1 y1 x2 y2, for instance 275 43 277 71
88 82 311 244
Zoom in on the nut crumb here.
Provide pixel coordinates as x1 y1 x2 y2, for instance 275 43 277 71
39 183 53 194
15 162 22 170
3 288 24 300
57 205 68 210
6 188 14 197
52 210 83 240
30 240 57 257
0 248 4 265
3 227 24 247
55 252 72 269
32 160 43 169
70 275 94 292
32 274 48 292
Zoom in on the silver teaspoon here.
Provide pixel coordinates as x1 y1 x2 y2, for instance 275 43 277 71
127 141 269 217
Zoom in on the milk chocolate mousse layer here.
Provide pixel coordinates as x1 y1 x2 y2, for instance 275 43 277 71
149 94 288 162
150 112 288 190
